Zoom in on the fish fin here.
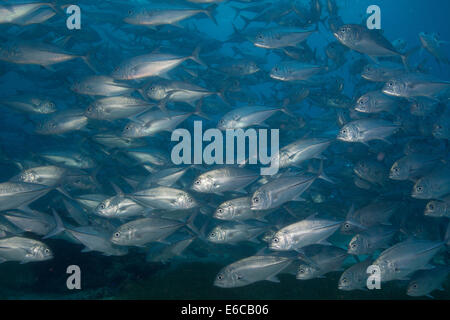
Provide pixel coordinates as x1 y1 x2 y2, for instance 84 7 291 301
280 107 295 118
43 209 65 239
292 195 307 202
81 247 93 253
169 21 183 28
189 46 205 67
122 177 140 190
233 188 248 195
203 4 218 25
266 275 280 283
401 45 421 71
240 15 252 29
56 186 73 199
426 294 435 299
185 211 200 236
317 239 333 246
316 160 336 184
193 100 210 120
110 182 124 196
17 204 34 216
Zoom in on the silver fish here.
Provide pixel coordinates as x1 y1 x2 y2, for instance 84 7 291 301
0 236 52 263
214 255 292 288
373 239 445 282
269 214 342 251
337 119 399 144
192 167 258 195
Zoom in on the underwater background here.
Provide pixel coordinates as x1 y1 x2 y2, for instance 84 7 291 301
0 0 449 299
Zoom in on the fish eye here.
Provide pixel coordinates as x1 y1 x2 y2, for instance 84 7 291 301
412 284 418 289
342 129 347 134
114 232 121 238
44 248 50 254
388 81 394 87
195 180 201 185
273 237 279 243
428 203 434 210
344 223 350 229
217 274 223 280
416 186 423 192
218 208 223 213
210 232 215 237
394 167 399 172
253 197 259 203
100 203 106 209
299 268 305 273
351 243 356 248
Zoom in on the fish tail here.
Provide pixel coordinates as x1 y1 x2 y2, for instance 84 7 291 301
240 15 252 30
43 209 66 239
81 53 99 74
185 211 200 237
189 46 206 67
316 160 336 184
193 100 210 120
203 4 218 26
216 88 230 106
279 101 296 118
401 45 420 72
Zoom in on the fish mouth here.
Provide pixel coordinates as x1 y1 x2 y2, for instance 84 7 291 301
388 172 399 180
269 74 283 80
382 88 396 96
253 43 266 48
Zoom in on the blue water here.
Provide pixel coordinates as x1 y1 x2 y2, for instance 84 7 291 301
0 0 449 300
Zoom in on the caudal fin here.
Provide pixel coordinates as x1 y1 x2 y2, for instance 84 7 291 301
203 4 218 25
193 100 210 120
401 45 420 71
189 46 206 67
43 209 66 239
315 160 337 184
185 211 200 236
